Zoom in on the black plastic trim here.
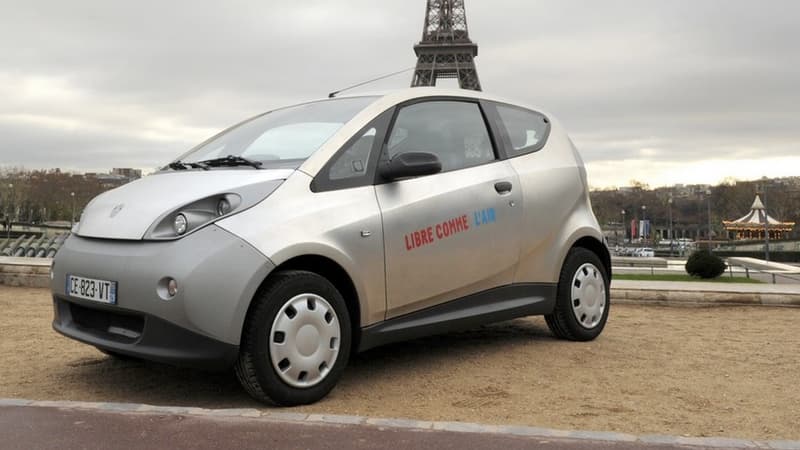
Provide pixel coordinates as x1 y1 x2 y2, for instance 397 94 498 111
479 99 512 160
52 295 238 371
358 283 556 352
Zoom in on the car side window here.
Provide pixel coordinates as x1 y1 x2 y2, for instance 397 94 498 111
495 104 551 157
328 127 376 180
386 101 495 172
311 108 393 192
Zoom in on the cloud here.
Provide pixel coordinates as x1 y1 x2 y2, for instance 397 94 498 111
587 156 800 189
1 0 799 188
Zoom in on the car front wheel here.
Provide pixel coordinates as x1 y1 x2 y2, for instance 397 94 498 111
545 247 610 341
235 270 352 406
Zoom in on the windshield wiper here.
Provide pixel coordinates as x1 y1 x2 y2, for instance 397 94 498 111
168 161 189 170
167 161 210 171
196 155 263 169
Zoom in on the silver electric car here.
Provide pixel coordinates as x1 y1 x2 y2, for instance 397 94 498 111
51 88 610 405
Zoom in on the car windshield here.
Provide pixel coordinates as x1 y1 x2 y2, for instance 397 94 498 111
173 96 378 169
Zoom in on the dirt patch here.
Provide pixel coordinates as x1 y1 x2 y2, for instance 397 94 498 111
1 286 799 440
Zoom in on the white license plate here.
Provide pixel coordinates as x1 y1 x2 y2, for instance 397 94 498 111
66 274 117 304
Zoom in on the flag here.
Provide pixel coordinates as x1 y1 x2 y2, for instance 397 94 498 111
639 220 650 239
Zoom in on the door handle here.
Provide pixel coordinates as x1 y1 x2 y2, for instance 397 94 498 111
494 181 513 194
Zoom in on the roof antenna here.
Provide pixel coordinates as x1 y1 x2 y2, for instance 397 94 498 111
328 67 415 98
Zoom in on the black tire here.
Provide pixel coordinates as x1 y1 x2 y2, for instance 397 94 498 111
235 270 352 406
545 247 610 341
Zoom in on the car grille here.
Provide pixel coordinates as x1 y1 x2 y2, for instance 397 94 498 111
57 298 145 344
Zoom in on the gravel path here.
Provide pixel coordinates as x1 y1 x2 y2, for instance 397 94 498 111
1 286 799 440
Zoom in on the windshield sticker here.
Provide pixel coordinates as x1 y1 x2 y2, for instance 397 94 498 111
404 207 496 251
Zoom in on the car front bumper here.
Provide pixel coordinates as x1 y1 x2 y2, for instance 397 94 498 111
51 225 274 370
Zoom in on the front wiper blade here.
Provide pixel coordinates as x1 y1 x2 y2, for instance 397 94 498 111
167 161 210 171
168 161 189 170
196 155 263 169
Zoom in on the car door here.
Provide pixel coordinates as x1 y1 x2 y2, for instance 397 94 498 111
374 99 523 319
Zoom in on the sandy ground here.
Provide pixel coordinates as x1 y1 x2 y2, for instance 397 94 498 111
1 286 799 441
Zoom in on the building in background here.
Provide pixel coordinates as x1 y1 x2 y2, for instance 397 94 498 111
84 168 142 189
111 168 142 180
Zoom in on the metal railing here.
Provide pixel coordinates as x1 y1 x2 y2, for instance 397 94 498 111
612 258 800 284
725 262 800 284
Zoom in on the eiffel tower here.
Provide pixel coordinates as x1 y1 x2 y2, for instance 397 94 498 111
411 0 482 91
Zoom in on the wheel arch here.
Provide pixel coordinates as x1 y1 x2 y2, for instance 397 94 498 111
245 254 363 352
569 236 612 280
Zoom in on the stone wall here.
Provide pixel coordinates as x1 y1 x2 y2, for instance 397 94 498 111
0 257 52 288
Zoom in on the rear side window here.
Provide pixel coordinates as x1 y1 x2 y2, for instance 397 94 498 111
495 104 550 157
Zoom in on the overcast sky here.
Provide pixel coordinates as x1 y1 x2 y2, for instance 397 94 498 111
1 0 798 188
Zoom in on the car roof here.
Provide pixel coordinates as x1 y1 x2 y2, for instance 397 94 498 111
299 87 556 177
333 87 549 116
334 87 496 101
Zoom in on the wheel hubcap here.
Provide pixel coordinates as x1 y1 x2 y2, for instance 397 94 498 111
269 293 341 388
570 263 606 329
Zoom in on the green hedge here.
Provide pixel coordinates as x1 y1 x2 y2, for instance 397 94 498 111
686 250 727 279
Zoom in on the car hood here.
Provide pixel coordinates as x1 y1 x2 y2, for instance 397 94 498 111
76 169 293 240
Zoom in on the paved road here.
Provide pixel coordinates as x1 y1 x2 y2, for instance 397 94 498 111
0 406 717 450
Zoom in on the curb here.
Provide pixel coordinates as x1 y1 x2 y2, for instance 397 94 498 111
609 279 800 308
611 287 800 308
0 257 51 288
2 398 798 449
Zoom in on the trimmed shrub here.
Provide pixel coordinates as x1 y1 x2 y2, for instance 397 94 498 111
685 250 726 279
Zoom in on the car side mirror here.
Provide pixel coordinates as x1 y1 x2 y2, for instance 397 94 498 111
379 152 442 181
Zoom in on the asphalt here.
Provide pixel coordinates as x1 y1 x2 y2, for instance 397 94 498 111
0 404 759 450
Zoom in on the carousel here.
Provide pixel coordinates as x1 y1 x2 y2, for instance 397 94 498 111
723 194 795 240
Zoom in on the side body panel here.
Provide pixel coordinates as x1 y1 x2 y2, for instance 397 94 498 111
217 171 386 327
375 161 523 318
508 119 604 284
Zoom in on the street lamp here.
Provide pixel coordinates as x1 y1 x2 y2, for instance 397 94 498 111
5 183 12 240
70 192 76 228
621 209 626 244
706 188 712 246
668 196 674 257
641 205 647 242
762 177 770 261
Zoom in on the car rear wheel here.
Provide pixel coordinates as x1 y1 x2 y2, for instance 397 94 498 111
235 270 352 406
545 247 609 341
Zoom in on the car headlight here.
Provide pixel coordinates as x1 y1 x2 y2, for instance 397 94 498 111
142 179 284 240
217 198 232 216
173 213 188 235
145 193 242 240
